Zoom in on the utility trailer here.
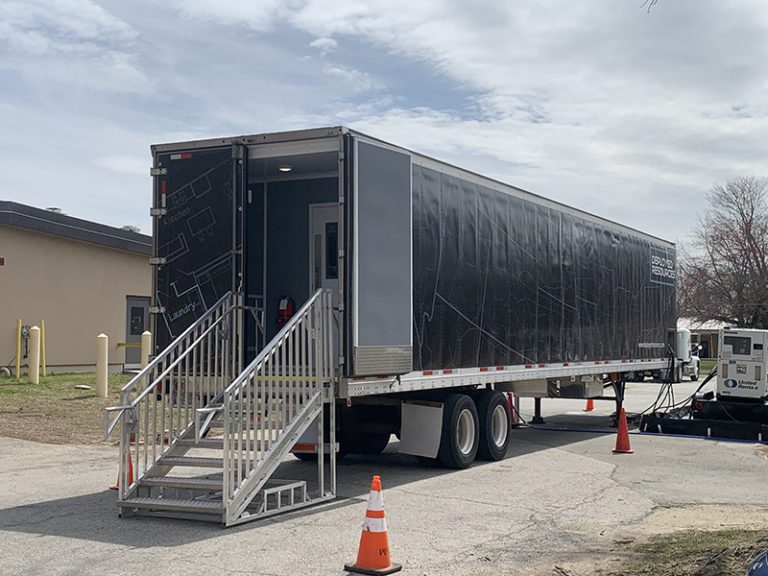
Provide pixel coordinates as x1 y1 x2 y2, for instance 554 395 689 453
106 127 677 525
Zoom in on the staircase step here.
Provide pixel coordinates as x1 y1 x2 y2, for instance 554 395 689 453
162 456 223 468
176 438 224 449
142 476 222 490
119 496 223 514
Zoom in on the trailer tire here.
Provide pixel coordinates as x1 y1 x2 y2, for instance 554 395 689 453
476 391 510 461
437 394 479 469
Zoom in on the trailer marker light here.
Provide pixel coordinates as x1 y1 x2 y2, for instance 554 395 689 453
278 164 292 172
170 153 193 160
443 369 453 375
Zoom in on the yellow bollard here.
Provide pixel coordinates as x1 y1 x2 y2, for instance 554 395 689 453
140 331 152 370
15 319 21 379
96 333 109 398
40 320 46 377
28 326 40 385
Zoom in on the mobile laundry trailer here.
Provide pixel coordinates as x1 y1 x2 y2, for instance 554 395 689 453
107 127 677 525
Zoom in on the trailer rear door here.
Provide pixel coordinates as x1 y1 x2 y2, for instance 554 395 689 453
151 144 245 352
352 137 412 375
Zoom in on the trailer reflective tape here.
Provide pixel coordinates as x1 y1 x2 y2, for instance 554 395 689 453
496 366 504 370
362 516 387 533
443 369 453 375
525 364 532 369
170 153 193 160
423 370 433 376
480 367 489 372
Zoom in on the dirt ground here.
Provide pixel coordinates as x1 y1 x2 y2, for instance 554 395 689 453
0 372 131 444
543 505 768 576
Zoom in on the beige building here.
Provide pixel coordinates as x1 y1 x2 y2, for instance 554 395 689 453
1 201 152 373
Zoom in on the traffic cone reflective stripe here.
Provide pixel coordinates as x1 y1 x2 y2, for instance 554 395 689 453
613 407 633 454
345 475 402 575
584 398 594 412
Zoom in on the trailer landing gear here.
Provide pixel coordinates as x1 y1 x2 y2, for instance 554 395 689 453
531 398 545 424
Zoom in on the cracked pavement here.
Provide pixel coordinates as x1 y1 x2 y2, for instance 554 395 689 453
2 382 768 576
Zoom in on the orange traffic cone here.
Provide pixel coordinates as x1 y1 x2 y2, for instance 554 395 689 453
109 449 134 490
583 398 594 412
345 475 402 575
612 407 633 454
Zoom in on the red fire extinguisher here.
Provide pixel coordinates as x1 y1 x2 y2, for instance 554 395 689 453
277 296 295 329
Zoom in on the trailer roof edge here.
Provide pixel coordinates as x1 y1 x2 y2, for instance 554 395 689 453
151 125 674 248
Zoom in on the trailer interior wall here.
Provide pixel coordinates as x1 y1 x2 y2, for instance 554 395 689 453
256 178 338 342
409 160 677 370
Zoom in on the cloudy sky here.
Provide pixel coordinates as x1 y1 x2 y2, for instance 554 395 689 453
1 0 766 243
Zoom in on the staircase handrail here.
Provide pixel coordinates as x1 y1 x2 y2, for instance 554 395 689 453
222 288 335 517
222 288 327 397
104 291 237 440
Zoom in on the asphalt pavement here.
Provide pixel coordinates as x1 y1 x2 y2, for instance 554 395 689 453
2 379 767 576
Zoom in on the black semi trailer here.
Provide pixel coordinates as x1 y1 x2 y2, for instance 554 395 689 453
149 126 677 468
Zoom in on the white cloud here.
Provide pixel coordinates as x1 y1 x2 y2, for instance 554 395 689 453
323 65 383 93
0 0 137 56
2 0 768 245
309 36 337 54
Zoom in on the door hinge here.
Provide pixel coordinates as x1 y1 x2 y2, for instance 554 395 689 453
149 257 166 265
150 167 167 177
337 303 345 312
150 207 167 217
338 249 345 258
338 355 345 366
149 306 166 314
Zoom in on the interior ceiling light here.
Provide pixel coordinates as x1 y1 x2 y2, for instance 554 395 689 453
278 164 292 172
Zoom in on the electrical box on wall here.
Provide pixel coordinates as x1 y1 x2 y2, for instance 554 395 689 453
718 329 768 401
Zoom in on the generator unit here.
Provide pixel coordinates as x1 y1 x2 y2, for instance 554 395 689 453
718 328 768 401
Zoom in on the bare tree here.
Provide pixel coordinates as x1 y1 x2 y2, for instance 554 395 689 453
640 0 659 12
678 177 768 328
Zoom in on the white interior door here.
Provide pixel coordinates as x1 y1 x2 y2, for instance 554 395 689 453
309 203 339 305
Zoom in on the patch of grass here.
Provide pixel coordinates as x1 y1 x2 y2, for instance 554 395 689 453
605 529 768 576
700 358 717 375
0 372 133 444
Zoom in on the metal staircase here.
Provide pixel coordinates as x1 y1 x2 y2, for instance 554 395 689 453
105 289 336 526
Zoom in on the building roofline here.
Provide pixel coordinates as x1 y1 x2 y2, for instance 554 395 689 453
0 201 152 255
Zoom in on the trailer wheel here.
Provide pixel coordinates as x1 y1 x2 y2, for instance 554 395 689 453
476 391 510 461
437 394 479 469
